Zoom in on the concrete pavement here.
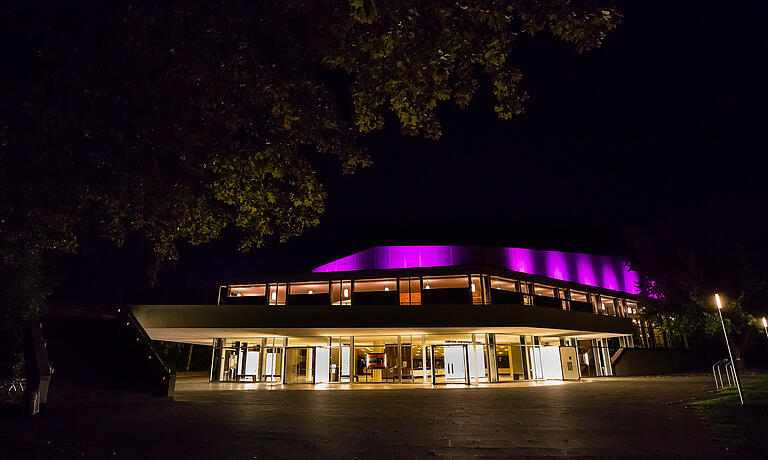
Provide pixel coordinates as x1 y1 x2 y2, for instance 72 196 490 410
1 374 734 458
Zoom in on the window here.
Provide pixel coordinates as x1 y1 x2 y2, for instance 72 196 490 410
568 290 593 313
286 281 329 305
268 283 287 306
490 276 517 291
533 284 556 297
570 290 588 303
289 282 327 295
422 275 470 304
489 276 524 304
616 298 628 317
353 278 397 305
399 277 421 305
354 278 396 292
228 284 266 297
591 294 601 314
600 297 617 316
470 274 490 305
532 284 561 309
331 280 352 305
422 275 469 290
521 282 533 306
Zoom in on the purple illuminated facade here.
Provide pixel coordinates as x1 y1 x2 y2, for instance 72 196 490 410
314 246 641 295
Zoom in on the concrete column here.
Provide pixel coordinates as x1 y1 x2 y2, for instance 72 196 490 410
210 338 225 382
471 333 479 384
239 342 248 381
230 341 240 382
259 338 267 382
349 336 355 383
602 338 614 376
486 333 498 383
520 336 530 380
328 337 333 382
422 335 428 384
397 336 403 383
281 337 288 384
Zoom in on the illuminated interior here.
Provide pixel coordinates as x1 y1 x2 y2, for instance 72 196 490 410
132 246 676 387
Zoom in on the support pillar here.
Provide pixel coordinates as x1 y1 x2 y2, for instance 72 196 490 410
328 337 333 382
397 336 403 383
486 333 498 383
471 333 479 384
210 338 225 382
281 337 288 384
520 336 530 380
259 338 267 382
349 336 355 384
239 342 248 381
422 335 428 384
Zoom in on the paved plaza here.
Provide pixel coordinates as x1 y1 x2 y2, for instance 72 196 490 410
1 374 737 458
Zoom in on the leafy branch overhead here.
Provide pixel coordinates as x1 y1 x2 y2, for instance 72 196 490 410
1 0 620 264
340 0 620 136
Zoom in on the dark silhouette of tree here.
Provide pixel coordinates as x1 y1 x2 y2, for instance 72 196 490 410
623 221 766 365
0 0 620 375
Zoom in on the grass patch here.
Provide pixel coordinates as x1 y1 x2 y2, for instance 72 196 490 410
689 376 768 454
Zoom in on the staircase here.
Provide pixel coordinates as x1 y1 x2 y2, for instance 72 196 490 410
43 306 175 399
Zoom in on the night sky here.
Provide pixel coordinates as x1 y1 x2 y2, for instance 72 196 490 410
53 1 768 306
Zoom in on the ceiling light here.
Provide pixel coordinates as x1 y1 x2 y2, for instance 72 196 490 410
385 286 390 291
308 290 313 295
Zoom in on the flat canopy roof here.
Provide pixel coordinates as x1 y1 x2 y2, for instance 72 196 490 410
132 304 634 345
313 246 641 295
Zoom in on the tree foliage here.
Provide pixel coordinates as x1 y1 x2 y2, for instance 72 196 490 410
623 223 765 355
0 0 620 372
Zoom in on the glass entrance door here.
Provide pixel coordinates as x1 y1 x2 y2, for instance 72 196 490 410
284 347 314 384
263 347 283 382
431 344 469 384
329 337 351 383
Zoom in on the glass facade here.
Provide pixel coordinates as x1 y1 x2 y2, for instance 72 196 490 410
211 267 669 387
225 273 643 318
210 332 627 385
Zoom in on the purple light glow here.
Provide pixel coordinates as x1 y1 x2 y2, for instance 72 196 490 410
313 245 641 295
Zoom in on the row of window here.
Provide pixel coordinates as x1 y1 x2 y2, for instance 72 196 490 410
224 274 641 318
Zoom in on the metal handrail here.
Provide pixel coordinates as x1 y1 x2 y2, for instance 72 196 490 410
712 359 736 390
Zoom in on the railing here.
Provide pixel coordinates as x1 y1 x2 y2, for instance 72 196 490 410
119 308 176 397
712 358 736 390
0 378 25 404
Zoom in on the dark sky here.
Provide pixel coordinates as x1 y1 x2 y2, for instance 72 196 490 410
54 1 768 306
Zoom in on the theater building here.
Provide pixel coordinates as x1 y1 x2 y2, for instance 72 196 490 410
131 245 669 386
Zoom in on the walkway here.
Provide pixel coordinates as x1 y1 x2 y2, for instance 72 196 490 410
1 374 731 458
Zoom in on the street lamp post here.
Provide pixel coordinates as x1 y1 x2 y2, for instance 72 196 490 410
715 294 743 404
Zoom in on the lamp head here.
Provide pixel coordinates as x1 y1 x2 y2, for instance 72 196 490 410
715 293 722 309
763 317 767 328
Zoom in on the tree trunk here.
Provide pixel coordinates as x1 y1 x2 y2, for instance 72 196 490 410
185 344 194 371
23 321 51 415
